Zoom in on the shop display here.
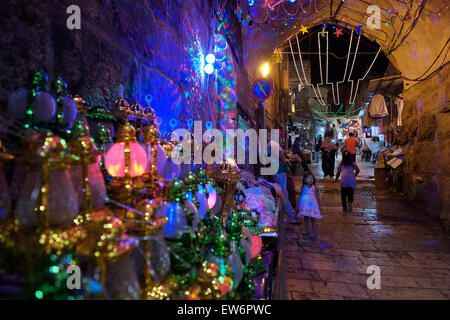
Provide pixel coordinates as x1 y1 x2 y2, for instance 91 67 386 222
0 70 282 300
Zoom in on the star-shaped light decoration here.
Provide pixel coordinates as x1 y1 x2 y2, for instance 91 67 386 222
299 25 308 35
333 28 343 38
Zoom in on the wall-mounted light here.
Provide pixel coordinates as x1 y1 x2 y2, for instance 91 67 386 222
205 54 216 64
262 62 269 77
204 63 214 74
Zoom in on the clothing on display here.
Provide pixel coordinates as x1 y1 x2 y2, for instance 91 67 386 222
368 94 388 118
362 108 379 128
393 94 404 126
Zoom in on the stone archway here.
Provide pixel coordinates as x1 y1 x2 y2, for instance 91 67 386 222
243 0 450 227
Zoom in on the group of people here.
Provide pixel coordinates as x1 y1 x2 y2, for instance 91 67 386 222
272 132 360 239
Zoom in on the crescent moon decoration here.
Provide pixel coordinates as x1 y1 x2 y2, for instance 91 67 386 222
356 25 363 36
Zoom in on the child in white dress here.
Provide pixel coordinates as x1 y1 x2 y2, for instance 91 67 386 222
298 172 322 239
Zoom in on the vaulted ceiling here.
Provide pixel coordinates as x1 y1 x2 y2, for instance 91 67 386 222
242 0 449 89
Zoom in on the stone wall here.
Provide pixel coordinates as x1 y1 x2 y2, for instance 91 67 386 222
400 67 450 228
0 0 255 134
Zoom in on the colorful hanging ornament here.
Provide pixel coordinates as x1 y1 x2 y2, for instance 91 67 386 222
104 121 147 205
14 133 79 232
7 70 56 126
86 106 116 141
159 179 188 239
51 77 77 127
69 121 107 213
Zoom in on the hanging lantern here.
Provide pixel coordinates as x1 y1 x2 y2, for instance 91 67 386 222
69 121 107 213
105 121 147 178
105 143 147 177
14 133 79 231
104 121 147 206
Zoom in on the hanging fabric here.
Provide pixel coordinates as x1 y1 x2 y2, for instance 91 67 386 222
393 93 404 126
368 94 388 118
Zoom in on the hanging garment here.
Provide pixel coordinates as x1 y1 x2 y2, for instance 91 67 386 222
394 94 404 126
368 94 388 118
362 109 378 128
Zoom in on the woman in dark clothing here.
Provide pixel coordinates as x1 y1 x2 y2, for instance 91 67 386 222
292 137 310 172
320 134 338 178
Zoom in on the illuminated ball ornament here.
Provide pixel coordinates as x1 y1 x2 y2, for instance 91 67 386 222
205 183 217 209
105 122 147 178
204 63 214 75
205 54 216 64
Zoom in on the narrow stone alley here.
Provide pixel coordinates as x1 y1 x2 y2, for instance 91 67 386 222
285 160 450 300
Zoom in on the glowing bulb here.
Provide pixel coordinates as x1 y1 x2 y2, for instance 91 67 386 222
204 64 214 74
205 54 215 64
262 62 269 77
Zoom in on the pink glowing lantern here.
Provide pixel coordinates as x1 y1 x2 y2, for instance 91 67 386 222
105 143 147 177
104 121 147 178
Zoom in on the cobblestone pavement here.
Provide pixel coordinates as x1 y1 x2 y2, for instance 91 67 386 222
285 160 450 300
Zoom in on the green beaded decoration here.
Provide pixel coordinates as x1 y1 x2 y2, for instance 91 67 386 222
51 77 68 127
24 69 49 128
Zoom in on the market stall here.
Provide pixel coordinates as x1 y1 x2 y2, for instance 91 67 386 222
0 71 284 300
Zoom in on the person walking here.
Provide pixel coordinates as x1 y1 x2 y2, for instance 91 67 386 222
335 152 360 213
342 132 359 163
298 172 322 239
320 134 337 178
269 140 300 223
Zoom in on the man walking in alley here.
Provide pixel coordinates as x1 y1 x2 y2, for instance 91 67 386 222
343 131 359 163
